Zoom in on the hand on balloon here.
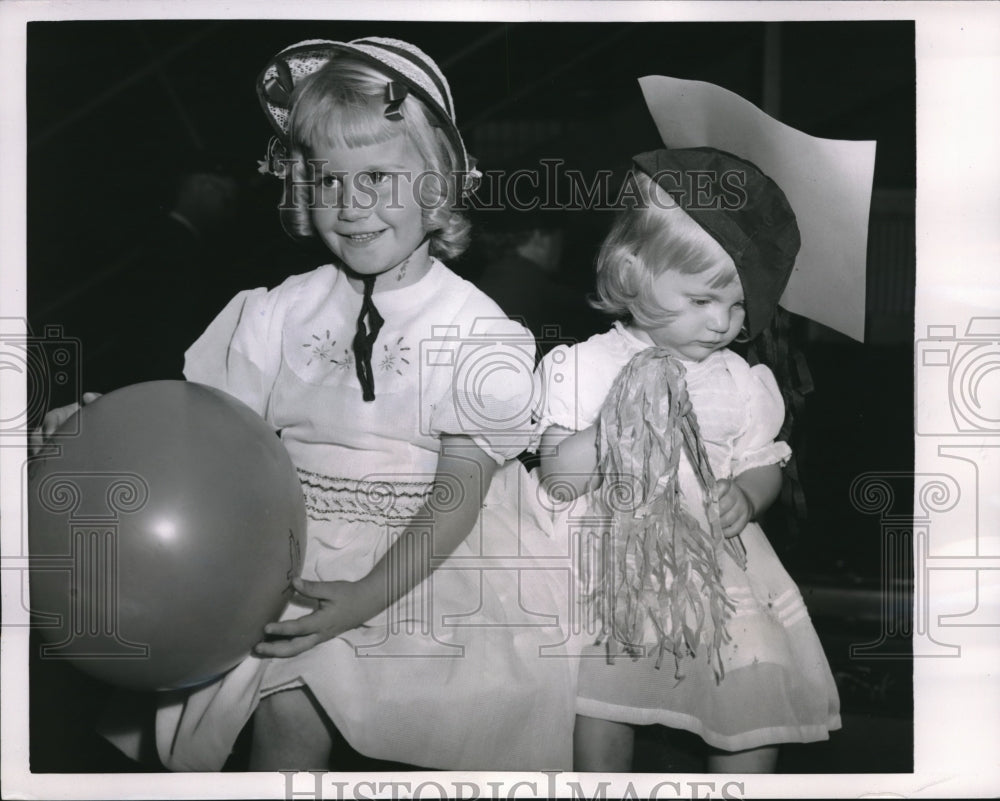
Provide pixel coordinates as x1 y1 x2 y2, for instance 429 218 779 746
30 392 103 456
715 478 754 539
253 577 380 658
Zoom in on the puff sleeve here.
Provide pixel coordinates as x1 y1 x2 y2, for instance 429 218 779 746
425 316 539 464
532 344 581 438
182 285 288 423
529 332 637 452
731 362 793 475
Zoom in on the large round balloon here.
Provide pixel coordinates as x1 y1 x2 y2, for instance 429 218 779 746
28 381 306 691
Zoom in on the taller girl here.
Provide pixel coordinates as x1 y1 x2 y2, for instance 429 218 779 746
128 37 574 772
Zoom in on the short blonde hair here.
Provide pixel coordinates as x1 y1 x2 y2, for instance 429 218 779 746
279 55 470 260
592 171 739 328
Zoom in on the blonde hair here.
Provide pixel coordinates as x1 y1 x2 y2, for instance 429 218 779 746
279 55 470 260
592 171 740 328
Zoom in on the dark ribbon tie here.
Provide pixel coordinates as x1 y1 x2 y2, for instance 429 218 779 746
384 81 408 121
352 276 385 402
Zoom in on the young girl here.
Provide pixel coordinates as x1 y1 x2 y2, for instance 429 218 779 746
84 37 576 771
535 147 841 773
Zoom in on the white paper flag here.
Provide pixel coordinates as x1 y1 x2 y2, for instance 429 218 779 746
639 75 877 342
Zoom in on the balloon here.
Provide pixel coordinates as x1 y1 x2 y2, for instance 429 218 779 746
28 381 306 691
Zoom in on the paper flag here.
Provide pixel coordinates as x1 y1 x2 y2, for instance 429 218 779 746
639 75 876 342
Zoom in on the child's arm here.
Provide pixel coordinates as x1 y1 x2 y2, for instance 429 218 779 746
255 434 498 658
535 377 691 501
536 424 601 500
716 463 783 538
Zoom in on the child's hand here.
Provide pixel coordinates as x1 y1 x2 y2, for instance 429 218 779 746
253 578 379 658
30 392 103 455
715 478 754 538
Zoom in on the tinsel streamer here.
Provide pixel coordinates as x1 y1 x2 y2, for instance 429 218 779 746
591 348 738 681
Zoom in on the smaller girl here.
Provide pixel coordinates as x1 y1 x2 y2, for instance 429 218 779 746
535 147 841 773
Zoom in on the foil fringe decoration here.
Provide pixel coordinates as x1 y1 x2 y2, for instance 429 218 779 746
590 348 745 682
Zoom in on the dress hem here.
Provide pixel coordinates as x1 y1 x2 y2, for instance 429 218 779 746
576 698 842 751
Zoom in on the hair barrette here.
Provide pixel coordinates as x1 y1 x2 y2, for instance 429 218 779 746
384 81 408 121
462 157 482 194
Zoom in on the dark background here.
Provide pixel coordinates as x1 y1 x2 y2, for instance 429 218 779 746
26 19 915 773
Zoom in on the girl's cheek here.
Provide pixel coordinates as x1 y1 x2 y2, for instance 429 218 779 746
414 172 448 210
309 186 337 215
378 178 408 209
317 186 338 208
308 204 327 224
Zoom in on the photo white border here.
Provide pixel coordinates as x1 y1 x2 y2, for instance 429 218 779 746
3 1 998 798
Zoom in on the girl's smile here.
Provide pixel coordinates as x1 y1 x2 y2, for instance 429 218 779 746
344 231 387 244
308 135 432 289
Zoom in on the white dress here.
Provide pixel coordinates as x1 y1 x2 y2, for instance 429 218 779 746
133 260 577 771
535 322 841 752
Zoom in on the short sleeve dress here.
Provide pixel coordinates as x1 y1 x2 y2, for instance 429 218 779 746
536 322 841 752
139 260 577 771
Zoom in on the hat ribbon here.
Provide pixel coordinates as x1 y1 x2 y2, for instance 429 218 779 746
263 58 295 108
383 81 408 121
